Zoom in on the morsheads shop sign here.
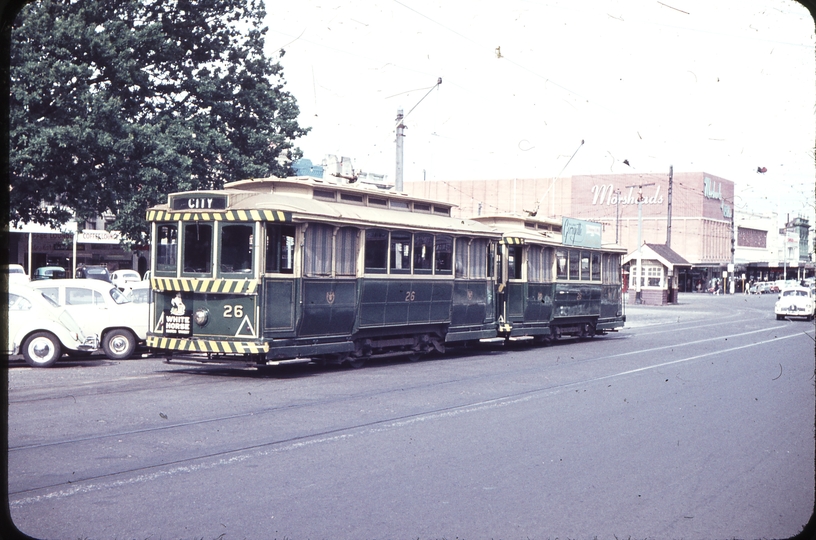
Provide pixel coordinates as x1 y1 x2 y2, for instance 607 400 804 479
590 184 664 206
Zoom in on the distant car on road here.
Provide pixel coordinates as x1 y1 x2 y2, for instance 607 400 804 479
75 264 112 282
3 264 29 283
774 286 815 321
6 283 99 367
28 279 148 360
32 266 67 281
748 282 773 294
111 269 141 290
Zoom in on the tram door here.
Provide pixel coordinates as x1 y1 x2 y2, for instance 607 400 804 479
263 223 298 335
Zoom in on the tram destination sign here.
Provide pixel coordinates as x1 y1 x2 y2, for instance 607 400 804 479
170 195 228 211
562 217 602 249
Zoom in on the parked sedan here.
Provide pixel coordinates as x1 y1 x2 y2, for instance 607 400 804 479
7 283 99 367
2 264 29 283
774 287 815 321
28 279 148 360
32 266 67 280
75 264 112 282
111 269 141 290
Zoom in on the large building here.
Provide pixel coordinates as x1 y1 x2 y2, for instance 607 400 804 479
406 172 812 292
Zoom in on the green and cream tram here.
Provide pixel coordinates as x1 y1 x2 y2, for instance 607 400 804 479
145 176 502 367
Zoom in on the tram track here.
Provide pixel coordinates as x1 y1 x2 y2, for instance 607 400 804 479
9 315 798 452
9 318 811 507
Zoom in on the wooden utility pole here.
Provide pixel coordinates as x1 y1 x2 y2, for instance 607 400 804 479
626 182 656 304
666 165 673 248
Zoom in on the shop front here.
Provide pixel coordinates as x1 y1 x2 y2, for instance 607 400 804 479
7 223 148 278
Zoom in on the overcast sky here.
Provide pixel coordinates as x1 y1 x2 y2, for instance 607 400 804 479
264 0 815 227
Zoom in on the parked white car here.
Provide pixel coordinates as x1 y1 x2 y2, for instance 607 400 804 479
6 283 99 367
111 269 142 290
2 264 29 283
774 286 815 321
28 279 148 360
123 280 151 304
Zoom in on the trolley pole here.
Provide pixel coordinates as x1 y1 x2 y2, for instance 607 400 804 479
395 108 405 192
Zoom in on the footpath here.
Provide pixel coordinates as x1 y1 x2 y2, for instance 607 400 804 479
622 291 768 329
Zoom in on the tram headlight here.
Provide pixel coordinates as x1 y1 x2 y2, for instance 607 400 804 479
194 308 210 328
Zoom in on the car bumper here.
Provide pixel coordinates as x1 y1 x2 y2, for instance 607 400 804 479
78 334 100 351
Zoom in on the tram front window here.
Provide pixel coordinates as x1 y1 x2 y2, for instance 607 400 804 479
183 223 212 274
221 224 253 274
156 224 177 273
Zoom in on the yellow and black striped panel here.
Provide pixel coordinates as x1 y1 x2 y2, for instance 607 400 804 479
151 277 259 295
501 237 525 245
146 336 269 355
146 209 290 223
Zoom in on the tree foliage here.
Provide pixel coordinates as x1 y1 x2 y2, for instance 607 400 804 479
9 0 309 244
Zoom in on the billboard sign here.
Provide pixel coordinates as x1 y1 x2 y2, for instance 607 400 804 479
562 217 602 248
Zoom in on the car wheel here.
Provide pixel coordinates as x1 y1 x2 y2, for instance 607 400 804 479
102 329 136 360
22 332 62 368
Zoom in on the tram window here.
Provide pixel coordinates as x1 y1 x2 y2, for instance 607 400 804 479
183 222 212 274
470 238 488 278
435 235 453 275
455 238 469 278
335 227 358 276
591 252 601 281
487 242 496 278
220 224 253 274
156 224 177 273
364 229 388 274
568 250 580 280
390 231 412 274
542 247 553 281
265 224 296 274
556 249 567 280
304 223 333 277
413 233 434 274
602 254 621 284
507 245 523 280
580 251 590 280
528 245 541 282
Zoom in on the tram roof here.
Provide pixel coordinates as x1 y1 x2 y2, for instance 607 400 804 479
471 213 627 252
147 176 500 237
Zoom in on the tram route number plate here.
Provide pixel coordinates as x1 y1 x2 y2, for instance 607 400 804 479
164 311 192 337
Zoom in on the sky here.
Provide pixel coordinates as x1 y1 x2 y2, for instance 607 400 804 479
264 0 815 227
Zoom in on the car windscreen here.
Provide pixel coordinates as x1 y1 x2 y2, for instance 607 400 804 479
37 290 60 308
108 287 131 304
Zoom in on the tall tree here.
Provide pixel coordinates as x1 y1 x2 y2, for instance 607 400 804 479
9 0 309 244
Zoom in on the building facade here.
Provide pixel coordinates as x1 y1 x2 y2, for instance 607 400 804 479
406 172 812 292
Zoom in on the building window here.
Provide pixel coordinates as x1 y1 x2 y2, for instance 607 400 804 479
645 266 663 287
